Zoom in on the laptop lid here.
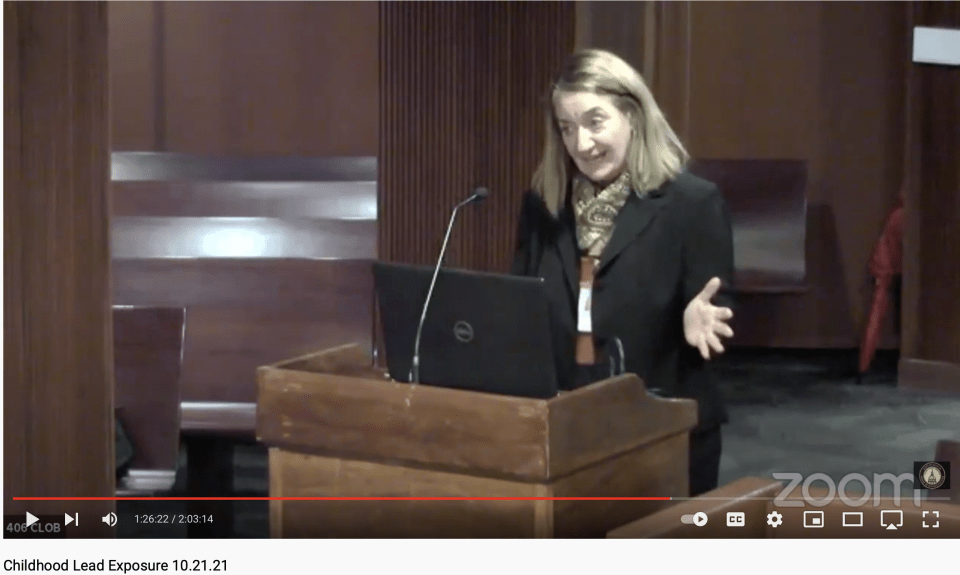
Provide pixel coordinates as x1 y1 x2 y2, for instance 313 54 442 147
373 262 558 399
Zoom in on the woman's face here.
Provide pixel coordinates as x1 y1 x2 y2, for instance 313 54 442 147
554 90 633 186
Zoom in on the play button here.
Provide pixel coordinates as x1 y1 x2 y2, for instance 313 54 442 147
25 512 38 527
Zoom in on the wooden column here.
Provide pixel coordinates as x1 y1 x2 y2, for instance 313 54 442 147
4 1 115 536
899 2 960 393
379 1 575 272
574 1 691 144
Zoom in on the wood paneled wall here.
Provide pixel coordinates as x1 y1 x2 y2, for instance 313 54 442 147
4 1 115 535
379 1 576 271
576 1 691 142
107 0 382 404
899 1 960 392
108 1 161 150
578 1 908 349
109 1 378 155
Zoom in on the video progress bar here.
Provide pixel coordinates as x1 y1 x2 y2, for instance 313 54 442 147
13 496 674 502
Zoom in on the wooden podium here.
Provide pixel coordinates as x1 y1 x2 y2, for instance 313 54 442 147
256 344 697 538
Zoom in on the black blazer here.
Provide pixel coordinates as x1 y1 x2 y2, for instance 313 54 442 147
511 171 734 431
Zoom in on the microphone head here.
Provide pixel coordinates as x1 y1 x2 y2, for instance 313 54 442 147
472 186 489 202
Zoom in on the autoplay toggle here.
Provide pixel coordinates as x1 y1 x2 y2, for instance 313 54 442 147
681 512 709 527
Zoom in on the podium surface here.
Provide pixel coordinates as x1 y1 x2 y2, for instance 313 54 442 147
256 344 697 537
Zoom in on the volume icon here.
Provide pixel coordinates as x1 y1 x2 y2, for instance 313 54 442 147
102 512 117 527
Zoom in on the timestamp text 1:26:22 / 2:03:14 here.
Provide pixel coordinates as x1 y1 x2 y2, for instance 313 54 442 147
133 515 214 524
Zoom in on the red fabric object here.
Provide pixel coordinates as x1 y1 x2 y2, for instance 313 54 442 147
867 195 904 279
859 196 905 373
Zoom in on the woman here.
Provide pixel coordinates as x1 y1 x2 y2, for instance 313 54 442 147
511 49 735 496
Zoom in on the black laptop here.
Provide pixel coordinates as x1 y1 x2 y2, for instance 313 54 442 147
372 262 559 399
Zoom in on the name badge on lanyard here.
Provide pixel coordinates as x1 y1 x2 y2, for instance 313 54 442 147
577 256 597 334
577 284 592 333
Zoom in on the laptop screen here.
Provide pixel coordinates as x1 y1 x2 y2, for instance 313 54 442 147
373 262 559 399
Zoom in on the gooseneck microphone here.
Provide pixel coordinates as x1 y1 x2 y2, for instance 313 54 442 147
409 186 489 383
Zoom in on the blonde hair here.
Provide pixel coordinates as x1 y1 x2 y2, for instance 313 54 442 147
531 48 689 215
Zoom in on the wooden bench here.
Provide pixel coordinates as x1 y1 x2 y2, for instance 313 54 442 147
687 159 808 294
113 306 186 495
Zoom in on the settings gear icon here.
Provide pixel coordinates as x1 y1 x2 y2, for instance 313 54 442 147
766 511 783 528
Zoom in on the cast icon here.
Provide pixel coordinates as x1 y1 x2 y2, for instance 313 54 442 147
880 510 903 530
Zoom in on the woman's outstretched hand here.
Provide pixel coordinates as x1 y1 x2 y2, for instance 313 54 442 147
683 277 734 360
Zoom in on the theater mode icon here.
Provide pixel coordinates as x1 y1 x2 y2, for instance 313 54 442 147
842 512 863 527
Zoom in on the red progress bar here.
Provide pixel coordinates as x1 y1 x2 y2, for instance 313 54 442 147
13 497 672 501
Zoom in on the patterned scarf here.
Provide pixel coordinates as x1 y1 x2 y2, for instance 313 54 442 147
572 171 632 258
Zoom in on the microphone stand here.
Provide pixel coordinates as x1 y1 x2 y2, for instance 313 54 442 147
409 188 487 383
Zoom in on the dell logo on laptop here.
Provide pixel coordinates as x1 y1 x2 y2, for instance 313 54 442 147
453 321 474 343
